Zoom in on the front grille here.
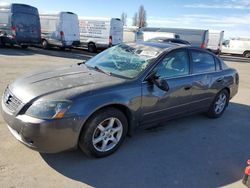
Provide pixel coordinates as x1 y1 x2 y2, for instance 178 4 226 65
3 87 22 112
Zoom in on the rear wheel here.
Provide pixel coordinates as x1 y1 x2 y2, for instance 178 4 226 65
206 89 229 118
243 51 250 58
79 108 128 158
88 43 97 53
41 40 49 49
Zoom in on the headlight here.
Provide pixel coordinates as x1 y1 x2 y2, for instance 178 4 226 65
25 100 72 119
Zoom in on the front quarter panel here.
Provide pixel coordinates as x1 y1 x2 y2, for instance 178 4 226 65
68 82 142 138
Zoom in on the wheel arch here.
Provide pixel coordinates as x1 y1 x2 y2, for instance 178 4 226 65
217 87 230 102
78 103 136 142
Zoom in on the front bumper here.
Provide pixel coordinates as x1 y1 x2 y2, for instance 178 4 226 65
1 101 83 153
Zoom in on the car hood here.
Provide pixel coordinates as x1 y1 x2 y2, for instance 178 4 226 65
8 64 125 103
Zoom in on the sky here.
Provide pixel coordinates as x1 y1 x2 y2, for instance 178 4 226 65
1 0 250 38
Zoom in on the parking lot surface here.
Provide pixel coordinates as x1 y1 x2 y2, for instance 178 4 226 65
0 47 250 188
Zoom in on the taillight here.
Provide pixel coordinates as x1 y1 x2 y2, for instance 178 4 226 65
109 36 112 46
11 26 16 38
60 31 65 41
200 43 206 48
243 159 250 186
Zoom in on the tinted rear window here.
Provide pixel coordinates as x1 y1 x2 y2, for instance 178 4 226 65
191 50 216 73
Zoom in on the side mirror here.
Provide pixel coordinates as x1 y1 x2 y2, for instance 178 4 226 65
147 72 169 91
155 79 169 91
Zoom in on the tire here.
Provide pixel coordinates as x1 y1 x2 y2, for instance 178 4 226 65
21 45 28 49
0 38 5 48
206 89 229 118
41 40 49 49
88 43 97 53
79 108 128 158
59 47 65 50
243 51 250 58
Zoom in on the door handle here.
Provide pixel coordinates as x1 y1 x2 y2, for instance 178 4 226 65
217 77 224 82
184 85 192 90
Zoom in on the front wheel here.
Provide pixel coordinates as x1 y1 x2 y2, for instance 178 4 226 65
243 51 250 58
41 40 49 49
88 43 97 53
206 89 229 118
79 108 128 158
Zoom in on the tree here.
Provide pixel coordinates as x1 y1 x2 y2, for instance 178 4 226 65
121 12 127 26
132 13 138 26
138 5 147 27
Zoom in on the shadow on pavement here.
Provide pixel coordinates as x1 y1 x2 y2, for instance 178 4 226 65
0 46 96 61
221 55 250 63
40 102 250 188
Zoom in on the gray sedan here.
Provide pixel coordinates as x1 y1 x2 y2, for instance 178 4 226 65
1 42 239 157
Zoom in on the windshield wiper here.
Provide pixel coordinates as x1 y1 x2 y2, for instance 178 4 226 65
94 66 111 76
77 60 86 66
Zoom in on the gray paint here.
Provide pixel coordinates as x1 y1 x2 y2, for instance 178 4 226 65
1 43 239 153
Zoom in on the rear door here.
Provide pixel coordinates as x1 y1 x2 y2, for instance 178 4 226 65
61 12 80 43
12 13 40 43
110 18 123 45
141 49 194 124
189 49 222 110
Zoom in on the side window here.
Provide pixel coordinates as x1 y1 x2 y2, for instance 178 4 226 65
191 50 216 73
153 50 190 78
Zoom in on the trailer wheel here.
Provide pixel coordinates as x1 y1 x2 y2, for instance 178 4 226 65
42 40 49 49
88 43 97 53
243 51 250 58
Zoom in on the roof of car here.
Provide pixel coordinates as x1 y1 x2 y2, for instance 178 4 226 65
123 42 215 58
148 37 191 44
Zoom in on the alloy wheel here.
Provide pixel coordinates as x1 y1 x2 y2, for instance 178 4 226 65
92 117 123 152
214 93 227 114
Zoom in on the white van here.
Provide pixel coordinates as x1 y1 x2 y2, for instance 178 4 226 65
79 17 123 52
207 31 224 54
39 12 80 49
140 27 209 48
222 38 250 58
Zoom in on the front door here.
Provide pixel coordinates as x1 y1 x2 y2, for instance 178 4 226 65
141 49 194 125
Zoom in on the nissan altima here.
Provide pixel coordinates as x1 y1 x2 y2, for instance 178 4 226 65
1 42 239 157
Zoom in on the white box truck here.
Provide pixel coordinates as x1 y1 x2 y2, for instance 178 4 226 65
79 17 123 52
140 27 209 48
39 12 80 49
222 38 250 58
207 31 224 54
